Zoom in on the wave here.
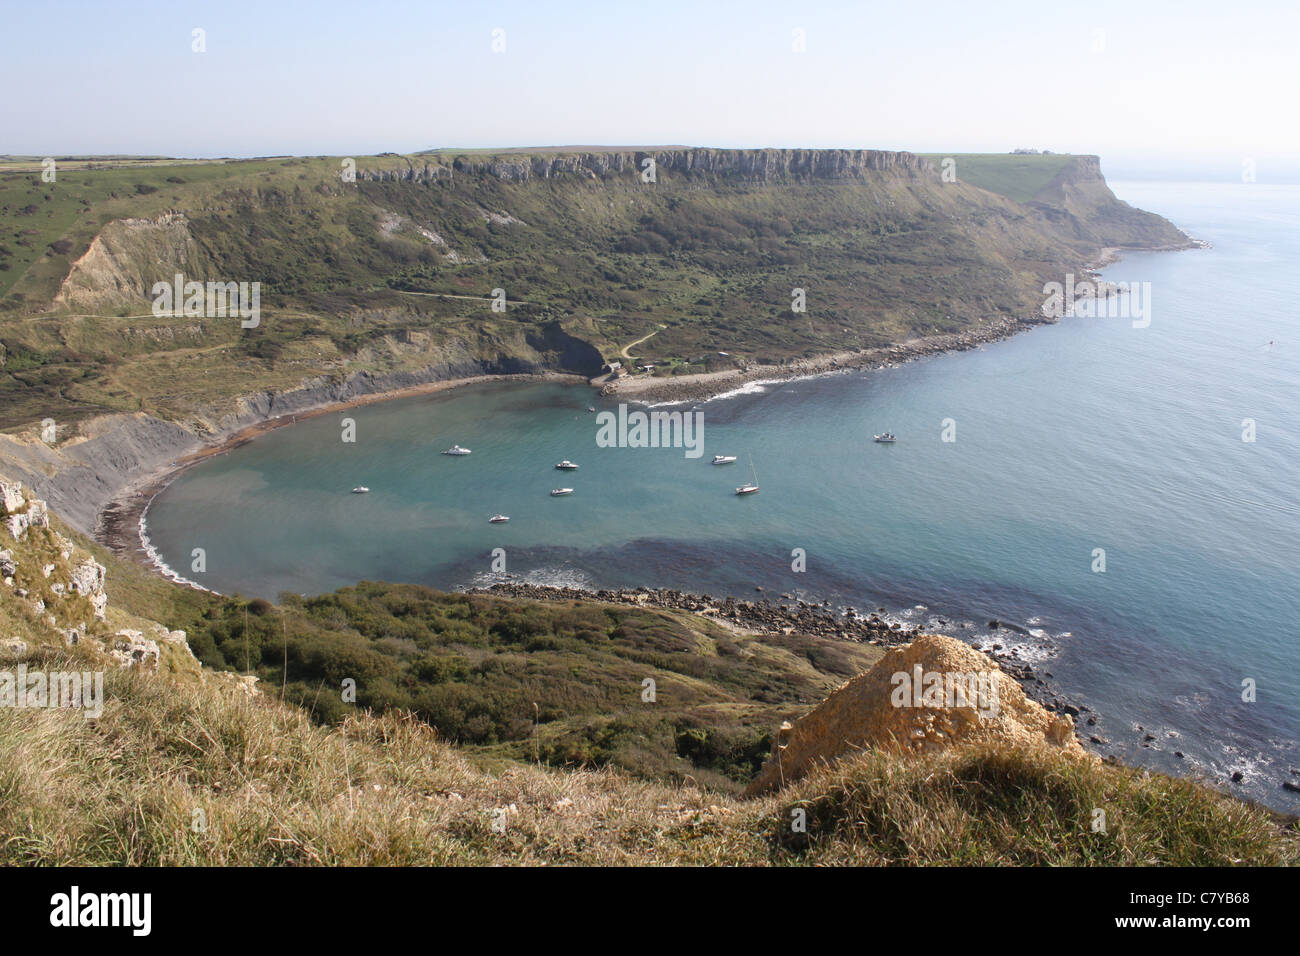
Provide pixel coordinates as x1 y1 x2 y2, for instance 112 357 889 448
465 564 598 592
138 499 214 594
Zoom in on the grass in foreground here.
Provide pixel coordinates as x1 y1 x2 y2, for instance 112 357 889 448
1 649 1293 866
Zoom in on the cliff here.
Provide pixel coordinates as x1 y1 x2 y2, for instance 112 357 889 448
361 147 936 185
1025 154 1193 249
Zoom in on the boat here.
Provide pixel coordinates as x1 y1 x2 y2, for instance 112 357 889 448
712 455 738 465
735 455 759 495
441 444 472 456
555 460 579 470
873 433 897 443
586 406 596 413
488 514 510 523
550 488 574 496
351 486 370 494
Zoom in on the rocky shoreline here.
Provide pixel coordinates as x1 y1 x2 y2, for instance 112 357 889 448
467 580 1096 739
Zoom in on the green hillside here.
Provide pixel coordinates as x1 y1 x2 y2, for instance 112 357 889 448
0 149 1190 431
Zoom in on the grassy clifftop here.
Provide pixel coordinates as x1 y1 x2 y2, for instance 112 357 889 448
3 650 1294 866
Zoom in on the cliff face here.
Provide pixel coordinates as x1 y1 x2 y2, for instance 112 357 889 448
1026 155 1192 249
361 147 936 185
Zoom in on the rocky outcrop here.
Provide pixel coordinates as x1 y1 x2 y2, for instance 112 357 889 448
745 633 1087 795
2 482 50 540
69 557 108 620
1 474 197 675
108 628 159 668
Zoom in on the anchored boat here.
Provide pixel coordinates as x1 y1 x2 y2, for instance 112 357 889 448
735 455 759 495
550 488 574 497
442 444 472 456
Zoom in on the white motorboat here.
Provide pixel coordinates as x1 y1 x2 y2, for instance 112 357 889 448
555 460 579 470
712 455 738 465
873 433 897 443
351 486 370 494
489 514 510 523
442 444 472 456
550 488 574 496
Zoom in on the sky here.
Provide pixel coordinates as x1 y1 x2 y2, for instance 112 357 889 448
3 0 1298 180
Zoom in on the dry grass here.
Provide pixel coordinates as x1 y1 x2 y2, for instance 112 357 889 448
2 647 1294 867
0 648 763 865
776 745 1300 866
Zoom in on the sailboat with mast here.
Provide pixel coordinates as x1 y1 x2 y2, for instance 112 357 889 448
735 455 759 496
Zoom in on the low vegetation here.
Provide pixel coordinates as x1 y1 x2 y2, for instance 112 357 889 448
1 649 1292 865
182 582 881 791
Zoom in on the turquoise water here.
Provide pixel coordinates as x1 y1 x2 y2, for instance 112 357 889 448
147 182 1300 810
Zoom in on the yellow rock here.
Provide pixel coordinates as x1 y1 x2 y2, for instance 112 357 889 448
745 633 1086 795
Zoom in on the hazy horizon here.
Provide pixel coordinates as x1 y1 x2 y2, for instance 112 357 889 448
4 0 1298 182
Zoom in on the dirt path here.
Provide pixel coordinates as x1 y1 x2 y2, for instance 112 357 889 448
395 290 538 306
620 324 666 361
